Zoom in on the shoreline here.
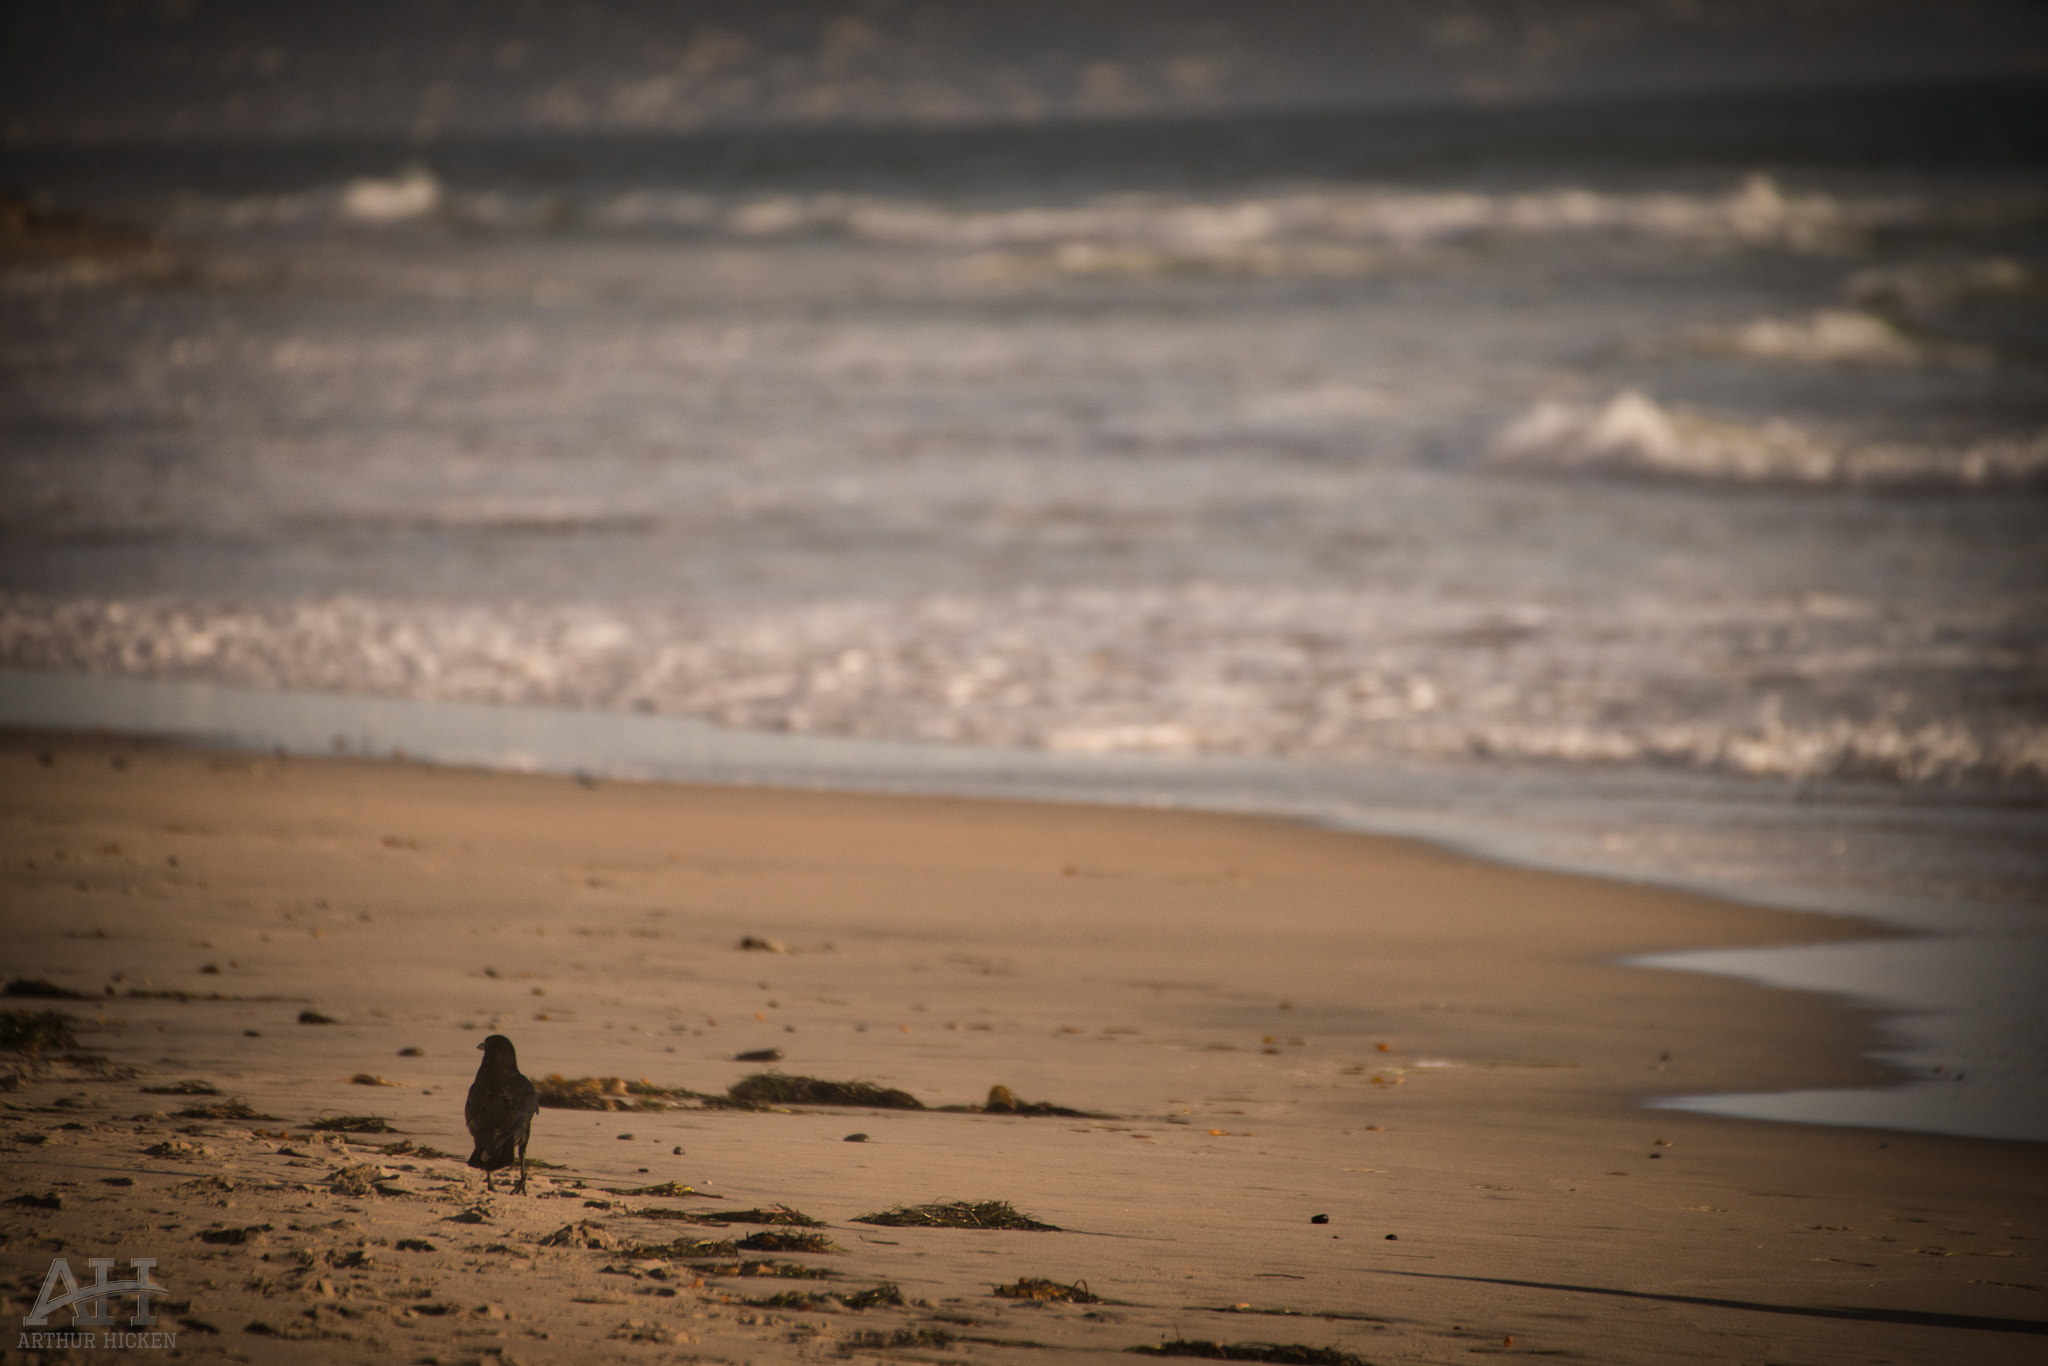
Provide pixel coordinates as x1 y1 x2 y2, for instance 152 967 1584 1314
3 667 2046 1146
3 731 2043 1363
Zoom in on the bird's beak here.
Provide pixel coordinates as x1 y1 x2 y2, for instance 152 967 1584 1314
476 1039 486 1051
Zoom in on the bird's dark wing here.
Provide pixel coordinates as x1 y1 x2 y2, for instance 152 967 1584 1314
466 1067 539 1169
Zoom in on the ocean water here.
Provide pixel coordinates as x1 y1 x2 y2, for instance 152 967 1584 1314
3 75 2045 1139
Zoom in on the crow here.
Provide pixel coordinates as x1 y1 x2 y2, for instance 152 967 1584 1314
466 1034 540 1194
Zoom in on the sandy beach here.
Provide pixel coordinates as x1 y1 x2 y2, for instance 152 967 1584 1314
2 730 2043 1364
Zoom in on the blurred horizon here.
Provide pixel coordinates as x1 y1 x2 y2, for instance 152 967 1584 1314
7 0 2048 148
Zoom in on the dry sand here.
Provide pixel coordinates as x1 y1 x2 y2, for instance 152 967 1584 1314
2 731 2043 1364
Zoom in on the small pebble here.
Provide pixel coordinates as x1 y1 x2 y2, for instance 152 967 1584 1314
1385 1233 1398 1241
1310 1214 1329 1225
844 1133 869 1143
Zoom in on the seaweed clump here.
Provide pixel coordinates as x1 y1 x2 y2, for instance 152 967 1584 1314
622 1235 737 1259
685 1259 835 1280
721 1073 923 1110
842 1328 956 1350
854 1200 1059 1231
686 1204 823 1227
176 1099 278 1121
603 1180 717 1198
937 1084 1096 1117
0 1010 78 1051
737 1230 841 1254
747 1283 901 1311
377 1139 457 1160
536 1075 703 1111
3 979 86 1000
995 1277 1103 1302
1127 1344 1369 1365
307 1114 396 1133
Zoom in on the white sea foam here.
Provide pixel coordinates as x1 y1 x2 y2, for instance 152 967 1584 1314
702 174 1943 254
164 172 2039 266
5 591 2041 787
1492 390 2048 488
339 167 444 224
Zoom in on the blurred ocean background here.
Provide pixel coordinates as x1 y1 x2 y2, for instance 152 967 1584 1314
3 2 2045 1139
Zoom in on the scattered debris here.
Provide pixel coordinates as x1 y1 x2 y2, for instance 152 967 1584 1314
738 936 788 953
723 1073 922 1109
350 1073 401 1087
398 1046 424 1057
143 1139 210 1159
541 1221 621 1250
734 1048 784 1063
5 1192 62 1211
835 1284 907 1310
328 1164 386 1197
141 1080 221 1095
854 1200 1059 1231
844 1133 869 1142
994 1277 1102 1303
297 1011 336 1025
394 1238 435 1252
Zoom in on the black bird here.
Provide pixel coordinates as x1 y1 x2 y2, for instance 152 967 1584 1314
466 1034 539 1194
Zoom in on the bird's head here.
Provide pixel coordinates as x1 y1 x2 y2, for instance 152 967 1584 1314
478 1033 517 1057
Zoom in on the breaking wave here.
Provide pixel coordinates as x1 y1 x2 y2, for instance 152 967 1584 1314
1491 391 2048 490
168 171 2041 265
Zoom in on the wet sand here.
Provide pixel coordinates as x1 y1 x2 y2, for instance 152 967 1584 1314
2 731 2043 1363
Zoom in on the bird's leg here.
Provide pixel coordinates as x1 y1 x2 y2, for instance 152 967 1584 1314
515 1133 529 1195
483 1169 495 1194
